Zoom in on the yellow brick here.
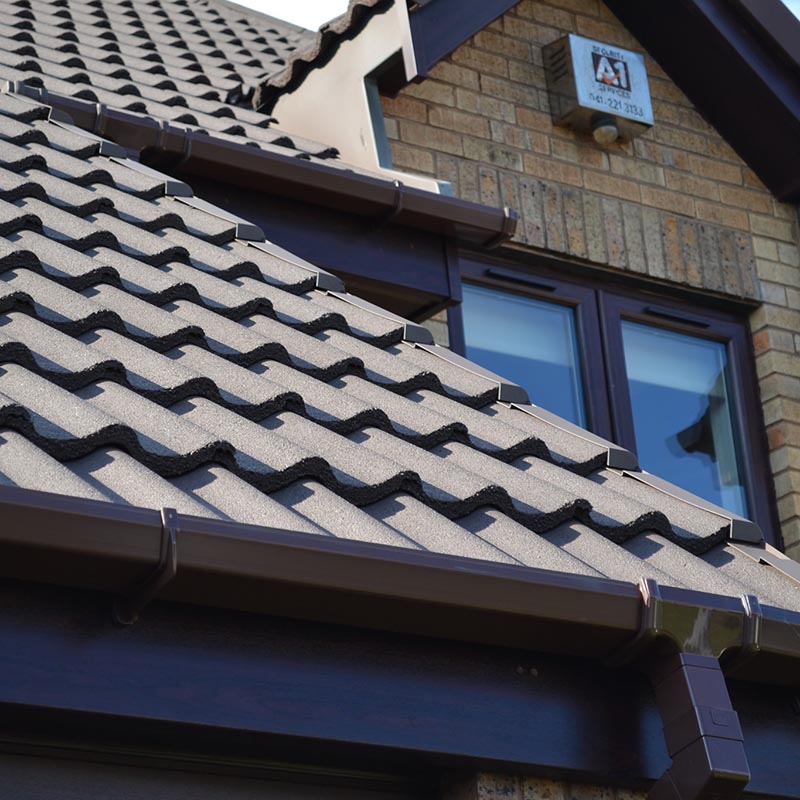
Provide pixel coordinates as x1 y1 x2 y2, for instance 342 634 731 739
665 169 720 201
523 153 582 186
689 154 742 184
429 106 490 138
719 184 773 213
640 185 695 216
583 170 641 202
609 154 665 185
551 138 608 169
750 214 795 242
695 200 749 231
452 45 509 78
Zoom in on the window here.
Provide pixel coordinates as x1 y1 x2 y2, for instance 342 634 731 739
453 255 776 539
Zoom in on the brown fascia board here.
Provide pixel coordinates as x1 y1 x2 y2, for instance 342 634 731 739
3 84 516 248
2 484 800 687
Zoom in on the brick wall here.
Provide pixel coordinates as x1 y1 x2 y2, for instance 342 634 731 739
382 0 800 558
443 772 771 800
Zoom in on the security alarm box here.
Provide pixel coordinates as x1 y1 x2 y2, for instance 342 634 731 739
543 34 654 141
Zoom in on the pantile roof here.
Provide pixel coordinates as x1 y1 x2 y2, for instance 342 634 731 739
0 0 341 157
0 84 798 618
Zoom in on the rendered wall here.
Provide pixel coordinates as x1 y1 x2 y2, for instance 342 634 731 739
381 0 800 558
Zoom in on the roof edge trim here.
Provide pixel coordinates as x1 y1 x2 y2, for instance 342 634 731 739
0 84 515 248
1 484 798 687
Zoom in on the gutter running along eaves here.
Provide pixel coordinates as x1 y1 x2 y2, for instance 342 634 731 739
1 483 799 684
3 485 800 797
1 83 517 250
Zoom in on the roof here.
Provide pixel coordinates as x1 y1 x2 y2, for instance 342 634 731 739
0 0 338 157
0 0 797 625
254 0 392 108
0 85 798 619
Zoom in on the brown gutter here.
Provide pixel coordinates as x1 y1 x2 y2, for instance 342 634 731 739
2 84 517 249
4 486 800 795
1 484 799 685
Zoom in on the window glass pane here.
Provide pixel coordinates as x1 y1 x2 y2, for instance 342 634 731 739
621 321 747 516
461 283 586 426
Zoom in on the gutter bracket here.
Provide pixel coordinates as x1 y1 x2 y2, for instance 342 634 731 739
112 507 178 626
373 179 405 229
608 578 750 800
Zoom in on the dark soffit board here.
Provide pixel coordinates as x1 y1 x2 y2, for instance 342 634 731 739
604 0 800 202
408 0 520 78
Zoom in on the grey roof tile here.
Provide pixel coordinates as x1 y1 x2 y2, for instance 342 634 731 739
17 197 116 248
408 391 553 463
5 231 118 287
0 114 50 147
80 284 204 347
589 468 729 551
458 509 605 576
0 268 120 332
84 213 187 263
0 167 47 204
272 479 423 549
702 544 800 613
166 345 302 417
0 311 124 388
623 532 751 600
64 447 232 516
0 428 111 500
0 90 795 618
365 493 520 563
333 375 468 446
0 91 51 121
17 142 114 185
0 138 47 172
22 168 115 215
543 521 690 588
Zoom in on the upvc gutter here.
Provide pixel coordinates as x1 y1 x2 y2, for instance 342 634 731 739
2 84 517 249
3 485 800 796
1 484 799 681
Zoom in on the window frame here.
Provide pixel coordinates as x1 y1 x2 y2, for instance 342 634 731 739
456 254 613 439
453 254 780 545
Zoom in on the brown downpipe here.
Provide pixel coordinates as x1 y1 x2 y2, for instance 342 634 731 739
608 579 754 800
2 486 800 791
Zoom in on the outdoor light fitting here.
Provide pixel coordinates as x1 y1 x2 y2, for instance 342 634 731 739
591 113 619 146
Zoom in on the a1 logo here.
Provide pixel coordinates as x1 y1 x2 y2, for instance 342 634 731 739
591 52 630 91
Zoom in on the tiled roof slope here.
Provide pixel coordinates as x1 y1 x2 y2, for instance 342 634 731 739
0 0 339 158
0 91 799 616
254 0 390 109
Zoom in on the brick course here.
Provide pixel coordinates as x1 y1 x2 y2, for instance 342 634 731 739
443 771 774 800
382 0 800 555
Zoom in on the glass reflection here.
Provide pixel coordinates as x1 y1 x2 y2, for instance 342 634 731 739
461 283 586 426
621 321 747 516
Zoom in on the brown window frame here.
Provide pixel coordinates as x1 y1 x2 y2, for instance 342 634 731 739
452 254 780 546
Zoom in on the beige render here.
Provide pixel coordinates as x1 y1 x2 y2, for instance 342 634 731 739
380 0 800 560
